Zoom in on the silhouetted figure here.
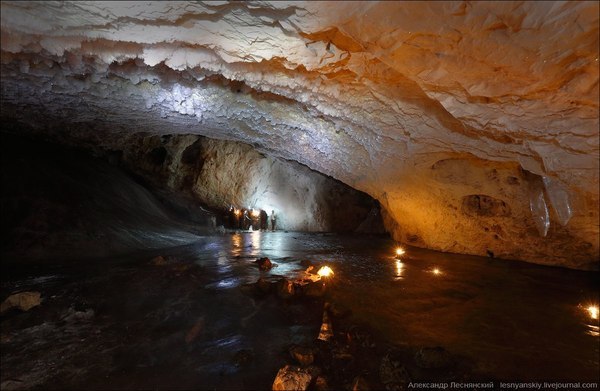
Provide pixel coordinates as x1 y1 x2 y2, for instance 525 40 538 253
242 209 251 230
250 209 260 231
270 210 276 231
260 209 268 230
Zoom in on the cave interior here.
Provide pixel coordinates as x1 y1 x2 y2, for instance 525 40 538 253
0 1 599 389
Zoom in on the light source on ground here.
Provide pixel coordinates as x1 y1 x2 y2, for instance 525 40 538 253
588 305 599 320
317 266 334 278
431 267 442 276
395 247 405 257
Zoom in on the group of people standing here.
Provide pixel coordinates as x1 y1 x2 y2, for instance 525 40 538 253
226 206 276 231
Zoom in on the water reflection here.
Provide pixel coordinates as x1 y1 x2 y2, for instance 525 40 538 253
157 232 597 381
394 260 403 280
250 230 261 257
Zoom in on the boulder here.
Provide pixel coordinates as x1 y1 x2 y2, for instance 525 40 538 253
272 365 313 391
255 257 273 271
0 291 41 313
289 345 315 367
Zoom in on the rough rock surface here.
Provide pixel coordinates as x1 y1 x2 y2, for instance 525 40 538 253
0 292 41 313
0 2 598 268
95 133 381 232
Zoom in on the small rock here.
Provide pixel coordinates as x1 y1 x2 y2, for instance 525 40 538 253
351 376 370 391
318 311 333 341
0 291 41 313
326 302 352 319
304 281 326 298
414 346 452 369
314 376 330 391
255 257 273 271
255 277 274 294
150 255 167 266
380 353 411 389
347 325 375 348
185 318 205 344
289 345 315 367
272 365 312 391
62 308 94 323
233 349 254 367
276 279 295 299
300 260 314 269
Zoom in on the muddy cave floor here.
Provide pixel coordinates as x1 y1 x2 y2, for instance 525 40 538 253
1 232 598 390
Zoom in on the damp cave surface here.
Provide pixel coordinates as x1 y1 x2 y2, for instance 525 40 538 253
1 232 598 389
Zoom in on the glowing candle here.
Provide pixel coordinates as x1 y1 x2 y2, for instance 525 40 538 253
317 266 334 278
588 305 599 320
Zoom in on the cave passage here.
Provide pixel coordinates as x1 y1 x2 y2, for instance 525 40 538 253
0 134 598 389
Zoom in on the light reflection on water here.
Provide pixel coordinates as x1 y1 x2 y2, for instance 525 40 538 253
170 232 598 381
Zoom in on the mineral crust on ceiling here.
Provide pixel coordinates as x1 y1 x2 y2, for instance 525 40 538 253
1 1 598 269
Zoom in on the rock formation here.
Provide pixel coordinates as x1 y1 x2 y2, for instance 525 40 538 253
1 1 598 269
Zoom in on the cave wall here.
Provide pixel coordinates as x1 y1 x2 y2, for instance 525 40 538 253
99 133 382 233
0 134 207 261
379 156 597 270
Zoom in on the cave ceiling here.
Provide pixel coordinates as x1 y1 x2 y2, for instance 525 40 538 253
1 1 598 267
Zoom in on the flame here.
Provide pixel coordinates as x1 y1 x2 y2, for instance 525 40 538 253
588 305 599 320
432 268 442 275
395 247 405 256
317 266 334 278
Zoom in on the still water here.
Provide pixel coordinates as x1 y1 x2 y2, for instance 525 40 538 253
1 231 598 389
184 231 599 381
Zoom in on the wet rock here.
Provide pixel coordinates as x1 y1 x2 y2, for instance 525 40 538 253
380 353 411 390
61 307 94 323
300 260 314 269
347 325 375 348
289 345 315 367
255 257 273 271
256 277 274 294
185 318 205 344
150 255 167 266
314 375 330 391
351 376 370 391
326 302 352 319
0 291 41 313
276 279 295 299
233 349 254 367
318 311 333 341
414 346 452 369
272 365 313 391
304 281 326 298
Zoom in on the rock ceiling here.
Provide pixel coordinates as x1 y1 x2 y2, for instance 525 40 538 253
1 1 598 268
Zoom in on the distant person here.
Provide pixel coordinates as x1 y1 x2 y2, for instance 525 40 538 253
242 209 251 230
260 209 268 230
270 210 276 231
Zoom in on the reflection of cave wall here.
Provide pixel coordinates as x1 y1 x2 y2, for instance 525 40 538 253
97 133 384 233
380 156 598 270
